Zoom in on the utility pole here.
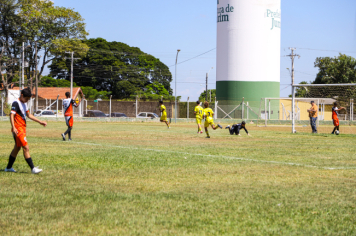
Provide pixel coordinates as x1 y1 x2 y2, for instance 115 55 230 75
286 48 300 96
65 51 80 99
22 42 24 90
206 73 208 102
286 47 300 133
205 67 213 102
35 42 38 111
174 49 180 123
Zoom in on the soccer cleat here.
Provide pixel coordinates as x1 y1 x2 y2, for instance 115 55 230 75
200 131 203 134
225 125 230 129
205 136 210 138
31 167 42 174
61 133 66 141
68 138 72 141
4 167 16 172
218 124 223 129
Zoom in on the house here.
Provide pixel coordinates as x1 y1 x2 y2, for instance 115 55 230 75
4 87 84 116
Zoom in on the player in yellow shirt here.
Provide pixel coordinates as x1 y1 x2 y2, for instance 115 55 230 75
194 101 204 133
159 100 170 128
203 101 222 138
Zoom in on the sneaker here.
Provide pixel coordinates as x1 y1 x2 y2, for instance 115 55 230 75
61 133 66 141
31 167 42 174
218 124 223 129
4 167 16 172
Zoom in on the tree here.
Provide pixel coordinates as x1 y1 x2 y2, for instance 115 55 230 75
298 54 356 99
199 89 216 102
314 54 356 84
49 38 172 99
0 0 88 100
40 76 76 87
290 81 308 98
133 81 175 101
81 86 110 100
0 0 22 101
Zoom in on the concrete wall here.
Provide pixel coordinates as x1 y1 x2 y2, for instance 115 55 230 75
85 100 178 118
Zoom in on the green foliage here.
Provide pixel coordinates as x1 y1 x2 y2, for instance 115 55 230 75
81 86 111 100
40 76 76 87
131 82 177 101
290 81 308 98
3 103 12 116
199 89 216 102
314 54 356 84
0 0 88 92
50 38 172 99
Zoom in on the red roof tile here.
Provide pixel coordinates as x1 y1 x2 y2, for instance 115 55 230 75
12 87 83 100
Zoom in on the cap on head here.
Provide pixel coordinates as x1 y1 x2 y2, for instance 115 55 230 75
21 87 32 98
310 101 315 104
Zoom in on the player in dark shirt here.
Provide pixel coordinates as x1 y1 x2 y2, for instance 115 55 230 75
225 121 249 136
4 87 47 174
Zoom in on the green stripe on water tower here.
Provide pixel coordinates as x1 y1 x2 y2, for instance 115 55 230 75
216 81 280 102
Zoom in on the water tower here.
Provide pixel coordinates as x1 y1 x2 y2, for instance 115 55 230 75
216 0 281 118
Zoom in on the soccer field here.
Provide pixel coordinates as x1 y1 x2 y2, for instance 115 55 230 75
1 120 356 235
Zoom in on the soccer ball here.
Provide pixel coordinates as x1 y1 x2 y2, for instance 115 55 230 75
335 130 340 135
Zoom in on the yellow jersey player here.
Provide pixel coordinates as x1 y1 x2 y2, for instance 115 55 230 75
203 101 222 138
194 100 203 133
159 100 170 128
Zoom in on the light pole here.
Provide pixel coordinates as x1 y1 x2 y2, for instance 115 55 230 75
206 67 213 102
175 49 180 123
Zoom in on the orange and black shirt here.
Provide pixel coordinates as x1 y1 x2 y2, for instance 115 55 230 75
11 100 29 132
332 107 339 120
63 98 77 117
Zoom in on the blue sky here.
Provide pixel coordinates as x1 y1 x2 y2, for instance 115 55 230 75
53 0 356 100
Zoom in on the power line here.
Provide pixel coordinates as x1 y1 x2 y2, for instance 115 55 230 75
168 48 216 67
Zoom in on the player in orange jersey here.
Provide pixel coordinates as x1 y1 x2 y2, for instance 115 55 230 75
4 88 47 174
61 92 80 141
331 102 345 134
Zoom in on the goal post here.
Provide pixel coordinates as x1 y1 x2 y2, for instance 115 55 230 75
292 83 356 134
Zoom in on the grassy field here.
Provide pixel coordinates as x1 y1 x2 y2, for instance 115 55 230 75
0 120 356 235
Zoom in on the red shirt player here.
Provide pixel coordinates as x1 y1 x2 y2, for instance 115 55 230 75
331 102 345 134
5 87 47 174
61 92 80 141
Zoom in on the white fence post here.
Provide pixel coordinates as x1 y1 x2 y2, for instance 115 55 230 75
264 98 267 127
56 95 59 118
247 102 249 120
136 96 138 117
214 97 218 119
187 97 189 119
110 95 112 118
241 97 244 120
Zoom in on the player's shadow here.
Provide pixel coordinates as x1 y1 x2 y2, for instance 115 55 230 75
0 169 30 174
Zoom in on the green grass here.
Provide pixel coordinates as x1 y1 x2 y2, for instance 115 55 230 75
0 121 356 235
